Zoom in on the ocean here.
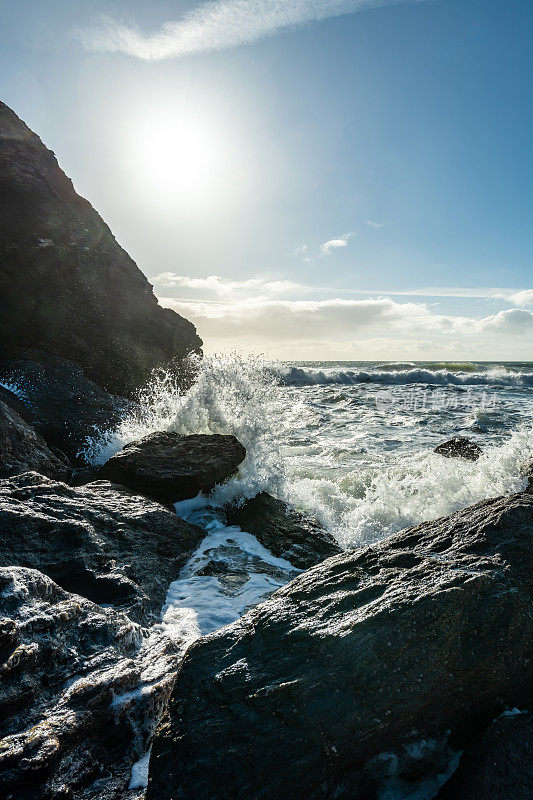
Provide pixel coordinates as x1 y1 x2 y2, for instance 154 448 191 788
85 357 533 545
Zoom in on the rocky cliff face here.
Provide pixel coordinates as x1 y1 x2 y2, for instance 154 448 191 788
0 102 202 396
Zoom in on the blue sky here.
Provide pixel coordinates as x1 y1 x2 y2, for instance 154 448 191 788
2 0 532 359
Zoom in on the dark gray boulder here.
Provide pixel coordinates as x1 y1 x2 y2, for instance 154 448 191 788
0 400 70 480
0 350 129 461
434 436 482 461
0 472 205 624
147 492 533 800
0 566 185 800
438 711 532 800
225 492 341 569
99 432 246 504
0 101 202 396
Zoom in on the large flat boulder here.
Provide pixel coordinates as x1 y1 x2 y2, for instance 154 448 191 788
0 399 70 480
0 566 184 800
147 492 533 800
99 432 246 504
0 350 129 461
225 492 341 569
0 472 205 624
0 101 201 396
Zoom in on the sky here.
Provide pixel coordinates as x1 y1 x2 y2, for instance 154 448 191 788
1 0 532 360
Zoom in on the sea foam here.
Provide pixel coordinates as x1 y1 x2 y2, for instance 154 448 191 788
82 354 532 551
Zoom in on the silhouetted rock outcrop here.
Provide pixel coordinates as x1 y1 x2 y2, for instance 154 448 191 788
0 400 70 480
147 492 533 800
0 472 205 624
0 350 128 460
0 101 202 396
225 491 341 569
99 432 246 504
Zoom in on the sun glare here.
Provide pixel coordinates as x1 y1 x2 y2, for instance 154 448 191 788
129 107 229 210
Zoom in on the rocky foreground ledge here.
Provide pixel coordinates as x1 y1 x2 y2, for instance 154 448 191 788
0 369 531 799
147 491 533 800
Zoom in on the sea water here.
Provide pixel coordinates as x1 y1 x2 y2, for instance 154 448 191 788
82 355 533 547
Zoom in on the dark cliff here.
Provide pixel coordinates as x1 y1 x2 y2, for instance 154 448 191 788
0 102 202 395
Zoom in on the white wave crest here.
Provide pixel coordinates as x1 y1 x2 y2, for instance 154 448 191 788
278 365 533 387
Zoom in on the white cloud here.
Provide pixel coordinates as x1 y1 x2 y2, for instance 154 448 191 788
365 220 386 228
159 295 471 342
158 293 533 357
77 1 417 61
320 232 355 255
478 308 533 334
152 273 300 296
503 289 533 307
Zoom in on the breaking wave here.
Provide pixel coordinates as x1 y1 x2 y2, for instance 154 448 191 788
278 364 533 387
82 354 533 551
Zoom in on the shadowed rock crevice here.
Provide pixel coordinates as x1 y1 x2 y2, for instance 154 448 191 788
225 491 342 569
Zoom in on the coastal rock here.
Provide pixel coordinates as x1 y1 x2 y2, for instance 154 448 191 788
225 492 341 569
438 711 533 800
434 436 482 461
99 432 246 504
147 492 533 800
0 350 128 461
0 472 205 624
0 400 70 480
0 101 202 395
0 566 185 800
520 459 533 493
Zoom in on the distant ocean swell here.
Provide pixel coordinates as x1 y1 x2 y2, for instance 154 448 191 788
277 365 533 387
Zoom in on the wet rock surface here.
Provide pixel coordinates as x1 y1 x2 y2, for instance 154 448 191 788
434 436 482 461
438 711 533 800
520 459 533 493
99 432 246 504
0 566 185 800
225 491 341 569
0 101 201 396
0 350 128 461
0 472 205 624
147 492 533 800
0 400 70 480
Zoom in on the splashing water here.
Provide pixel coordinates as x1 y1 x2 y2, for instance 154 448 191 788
81 354 289 502
82 355 533 550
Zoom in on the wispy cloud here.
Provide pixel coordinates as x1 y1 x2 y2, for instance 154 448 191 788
76 0 417 61
152 273 300 296
153 274 533 306
320 232 355 255
365 220 386 228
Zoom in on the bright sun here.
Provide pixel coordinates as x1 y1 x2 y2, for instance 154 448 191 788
129 107 229 210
